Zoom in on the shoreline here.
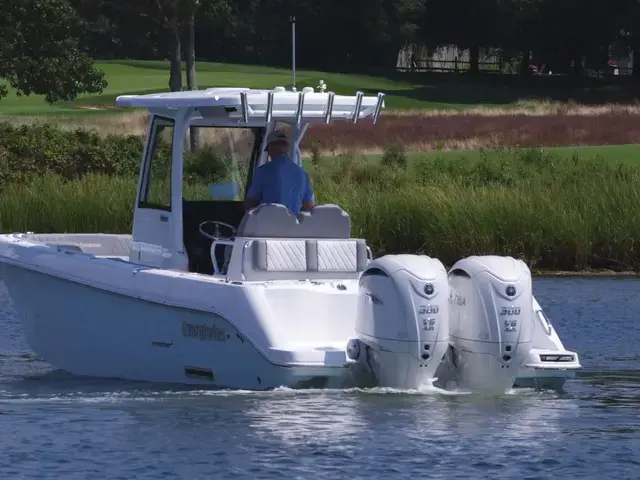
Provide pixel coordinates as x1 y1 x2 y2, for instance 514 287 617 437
532 269 639 278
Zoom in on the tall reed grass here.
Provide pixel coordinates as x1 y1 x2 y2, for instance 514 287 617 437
1 148 639 271
6 107 640 155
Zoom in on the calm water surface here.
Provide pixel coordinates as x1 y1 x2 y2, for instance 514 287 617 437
1 278 639 479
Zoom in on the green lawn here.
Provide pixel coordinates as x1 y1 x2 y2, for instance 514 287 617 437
2 59 640 116
0 60 447 115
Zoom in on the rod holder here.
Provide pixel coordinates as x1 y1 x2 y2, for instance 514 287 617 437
372 92 385 124
352 91 364 123
295 92 305 125
266 91 274 123
240 92 249 123
324 92 335 123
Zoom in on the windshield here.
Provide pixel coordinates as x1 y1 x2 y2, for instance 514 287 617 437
180 126 261 202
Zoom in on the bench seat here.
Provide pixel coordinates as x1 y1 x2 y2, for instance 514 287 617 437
242 238 368 281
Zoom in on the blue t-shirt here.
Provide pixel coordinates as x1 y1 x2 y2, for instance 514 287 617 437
247 154 315 216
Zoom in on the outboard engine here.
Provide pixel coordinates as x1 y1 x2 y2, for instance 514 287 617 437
446 255 533 394
347 254 450 390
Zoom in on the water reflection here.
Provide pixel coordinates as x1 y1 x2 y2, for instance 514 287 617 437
245 391 367 450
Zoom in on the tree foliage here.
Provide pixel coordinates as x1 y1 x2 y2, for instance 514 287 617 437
3 0 640 106
0 0 106 103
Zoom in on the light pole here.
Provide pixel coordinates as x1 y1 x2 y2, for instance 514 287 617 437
290 16 296 92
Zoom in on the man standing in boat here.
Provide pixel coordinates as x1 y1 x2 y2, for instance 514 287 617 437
244 130 316 215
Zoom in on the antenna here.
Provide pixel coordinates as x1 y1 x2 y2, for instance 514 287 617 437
290 16 296 92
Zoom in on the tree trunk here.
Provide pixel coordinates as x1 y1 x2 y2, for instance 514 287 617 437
469 45 480 74
168 25 182 92
520 49 531 75
631 39 640 78
185 12 200 152
573 56 584 76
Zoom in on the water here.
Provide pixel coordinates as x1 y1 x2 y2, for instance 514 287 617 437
1 278 639 479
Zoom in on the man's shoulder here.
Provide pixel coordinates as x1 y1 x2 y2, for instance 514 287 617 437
255 161 275 175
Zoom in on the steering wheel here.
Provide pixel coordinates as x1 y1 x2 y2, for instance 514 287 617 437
198 220 237 241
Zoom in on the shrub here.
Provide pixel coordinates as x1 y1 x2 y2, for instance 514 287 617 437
381 139 407 168
0 122 146 185
183 148 229 185
0 122 231 188
309 139 322 167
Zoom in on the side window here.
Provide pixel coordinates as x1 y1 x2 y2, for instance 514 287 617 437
139 118 174 210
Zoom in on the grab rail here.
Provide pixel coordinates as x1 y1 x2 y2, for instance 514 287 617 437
211 239 235 275
240 240 253 281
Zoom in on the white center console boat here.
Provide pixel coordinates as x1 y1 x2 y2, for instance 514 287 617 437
0 85 581 392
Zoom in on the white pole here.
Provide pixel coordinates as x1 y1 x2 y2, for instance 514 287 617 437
291 16 297 92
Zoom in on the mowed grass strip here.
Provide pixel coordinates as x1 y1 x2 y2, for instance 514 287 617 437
2 59 640 116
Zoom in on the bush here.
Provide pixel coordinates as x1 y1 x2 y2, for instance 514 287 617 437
0 122 146 185
381 139 407 168
183 147 230 185
0 122 231 187
309 139 322 167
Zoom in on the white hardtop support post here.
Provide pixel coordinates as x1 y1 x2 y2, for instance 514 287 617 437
133 113 156 212
288 123 308 168
129 107 190 271
171 108 192 264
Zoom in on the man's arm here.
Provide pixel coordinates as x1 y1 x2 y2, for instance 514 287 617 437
302 172 316 211
245 169 262 211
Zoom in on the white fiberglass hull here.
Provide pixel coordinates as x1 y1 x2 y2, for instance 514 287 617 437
0 233 364 390
1 261 576 391
2 263 336 389
0 234 579 392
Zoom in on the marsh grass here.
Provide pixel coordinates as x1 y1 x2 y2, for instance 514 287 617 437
2 148 640 271
5 108 640 157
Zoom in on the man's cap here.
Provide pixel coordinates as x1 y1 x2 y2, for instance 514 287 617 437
264 130 289 150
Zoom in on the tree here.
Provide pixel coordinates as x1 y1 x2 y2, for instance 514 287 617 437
0 0 107 103
184 0 231 151
421 0 503 73
497 0 543 75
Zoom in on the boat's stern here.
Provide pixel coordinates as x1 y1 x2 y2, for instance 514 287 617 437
514 347 581 390
266 342 362 389
512 296 582 390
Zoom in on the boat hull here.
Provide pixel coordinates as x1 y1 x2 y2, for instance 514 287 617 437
1 261 578 391
0 232 579 393
1 263 342 389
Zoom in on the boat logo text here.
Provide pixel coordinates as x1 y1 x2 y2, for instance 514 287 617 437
182 321 227 342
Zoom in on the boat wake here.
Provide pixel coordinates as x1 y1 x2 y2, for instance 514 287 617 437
2 352 635 406
0 368 555 406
